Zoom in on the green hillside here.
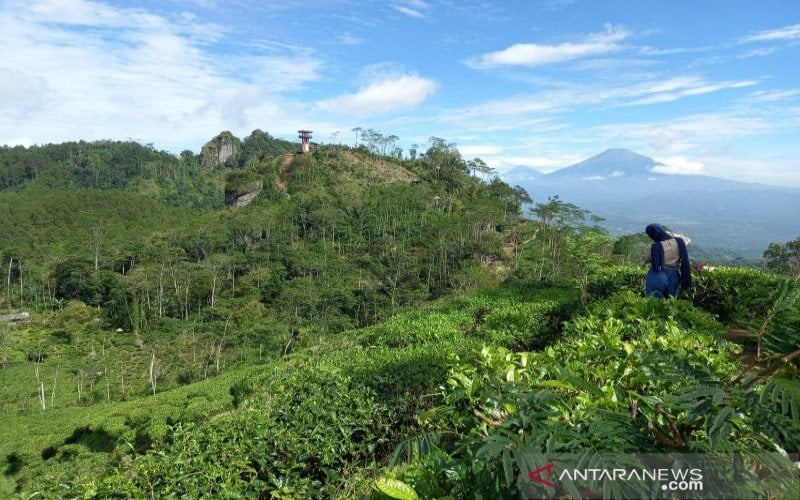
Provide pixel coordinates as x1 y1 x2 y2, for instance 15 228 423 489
1 135 798 498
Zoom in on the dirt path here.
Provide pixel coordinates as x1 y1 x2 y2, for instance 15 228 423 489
276 154 294 192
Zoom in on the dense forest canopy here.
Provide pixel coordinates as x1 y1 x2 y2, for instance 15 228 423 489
0 132 531 332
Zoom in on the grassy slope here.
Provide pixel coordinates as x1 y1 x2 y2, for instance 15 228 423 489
0 284 579 496
0 364 246 495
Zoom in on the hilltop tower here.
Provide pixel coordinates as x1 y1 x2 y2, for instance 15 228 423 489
298 130 313 153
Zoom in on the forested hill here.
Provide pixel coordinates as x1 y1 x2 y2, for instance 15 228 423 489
0 130 295 208
0 132 529 333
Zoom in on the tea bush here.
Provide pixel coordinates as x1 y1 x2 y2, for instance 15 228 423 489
439 286 580 350
476 297 577 350
583 265 643 299
32 283 584 498
62 344 467 498
356 311 471 348
585 265 787 326
684 267 785 325
378 293 798 498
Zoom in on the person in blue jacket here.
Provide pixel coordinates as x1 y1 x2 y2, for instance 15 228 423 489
643 223 692 299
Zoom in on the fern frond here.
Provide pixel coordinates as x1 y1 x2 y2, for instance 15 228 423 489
761 277 800 356
761 377 800 421
388 431 448 468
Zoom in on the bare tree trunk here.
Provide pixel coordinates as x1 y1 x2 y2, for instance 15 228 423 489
204 342 214 380
18 259 23 305
158 265 164 317
105 370 111 402
284 325 295 356
149 351 156 395
92 226 102 274
7 257 13 303
171 266 179 296
184 283 189 321
50 363 59 408
210 269 217 308
215 340 222 374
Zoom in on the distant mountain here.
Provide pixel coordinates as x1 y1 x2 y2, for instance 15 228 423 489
545 148 660 179
503 149 800 259
502 165 543 183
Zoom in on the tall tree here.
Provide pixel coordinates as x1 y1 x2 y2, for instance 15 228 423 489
764 237 800 277
351 127 363 148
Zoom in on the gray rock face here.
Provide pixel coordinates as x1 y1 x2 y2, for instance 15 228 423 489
201 132 241 169
0 311 30 322
225 181 263 207
217 139 236 164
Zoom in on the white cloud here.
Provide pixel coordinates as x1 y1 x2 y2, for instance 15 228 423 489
652 157 705 175
335 32 364 45
4 137 35 148
465 24 629 69
747 88 800 102
392 1 429 18
444 75 758 127
488 154 583 174
705 154 800 186
626 80 757 106
592 113 771 155
0 69 52 119
738 47 778 58
317 74 437 115
540 0 578 11
0 0 322 151
581 170 625 181
393 5 424 18
741 23 800 43
638 46 710 56
459 145 504 156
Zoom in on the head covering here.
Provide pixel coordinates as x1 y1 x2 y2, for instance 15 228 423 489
645 223 692 290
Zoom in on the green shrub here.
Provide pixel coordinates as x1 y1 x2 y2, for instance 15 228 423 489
584 265 787 327
378 293 800 498
436 286 580 350
683 267 785 325
476 298 577 350
356 311 470 348
584 265 643 299
76 351 438 498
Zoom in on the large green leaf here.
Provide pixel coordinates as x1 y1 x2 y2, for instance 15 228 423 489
375 478 420 500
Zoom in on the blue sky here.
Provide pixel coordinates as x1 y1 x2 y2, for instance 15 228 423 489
1 0 799 185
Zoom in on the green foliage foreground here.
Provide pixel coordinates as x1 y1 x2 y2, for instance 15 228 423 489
4 286 578 497
379 290 800 499
5 274 799 498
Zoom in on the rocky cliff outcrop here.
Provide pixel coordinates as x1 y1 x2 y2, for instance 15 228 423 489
201 131 242 170
225 181 263 208
0 311 29 322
